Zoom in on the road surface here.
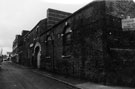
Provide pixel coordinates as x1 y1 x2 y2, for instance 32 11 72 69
0 61 77 89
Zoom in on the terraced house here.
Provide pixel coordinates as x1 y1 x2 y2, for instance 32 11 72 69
12 0 135 87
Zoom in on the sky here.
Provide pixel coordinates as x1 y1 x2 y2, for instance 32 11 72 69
0 0 93 55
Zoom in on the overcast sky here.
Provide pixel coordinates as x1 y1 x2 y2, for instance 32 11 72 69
0 0 94 54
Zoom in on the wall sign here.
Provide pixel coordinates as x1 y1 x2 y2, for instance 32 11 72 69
122 16 135 31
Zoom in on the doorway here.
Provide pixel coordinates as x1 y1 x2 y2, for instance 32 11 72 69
34 42 41 68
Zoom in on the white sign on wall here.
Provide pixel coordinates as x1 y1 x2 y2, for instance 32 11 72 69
122 16 135 31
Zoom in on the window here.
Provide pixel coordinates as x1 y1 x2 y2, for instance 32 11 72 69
36 26 39 33
62 24 72 57
48 36 52 41
45 35 51 58
63 27 72 45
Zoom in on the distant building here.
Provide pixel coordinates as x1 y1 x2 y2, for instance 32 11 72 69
12 30 29 63
47 8 71 29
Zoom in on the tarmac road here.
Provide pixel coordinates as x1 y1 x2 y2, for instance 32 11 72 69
0 61 78 89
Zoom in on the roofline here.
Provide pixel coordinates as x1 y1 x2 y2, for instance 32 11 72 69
23 18 47 39
40 0 105 36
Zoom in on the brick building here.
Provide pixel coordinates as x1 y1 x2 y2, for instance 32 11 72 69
12 9 71 67
12 30 29 64
12 35 22 63
12 0 135 86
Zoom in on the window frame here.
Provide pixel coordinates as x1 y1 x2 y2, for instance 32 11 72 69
62 24 72 56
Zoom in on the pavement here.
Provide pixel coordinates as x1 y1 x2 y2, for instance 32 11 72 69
18 63 134 89
1 61 134 89
32 68 135 89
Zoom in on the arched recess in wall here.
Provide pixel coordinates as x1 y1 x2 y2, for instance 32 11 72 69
62 22 72 57
34 42 42 68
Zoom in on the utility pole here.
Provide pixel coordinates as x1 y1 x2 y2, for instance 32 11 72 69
0 48 3 56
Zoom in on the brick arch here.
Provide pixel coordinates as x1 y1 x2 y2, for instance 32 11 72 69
34 42 41 68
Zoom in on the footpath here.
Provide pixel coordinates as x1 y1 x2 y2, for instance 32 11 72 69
32 69 134 89
12 62 134 89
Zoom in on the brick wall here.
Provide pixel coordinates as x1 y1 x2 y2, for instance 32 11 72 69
40 1 106 80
